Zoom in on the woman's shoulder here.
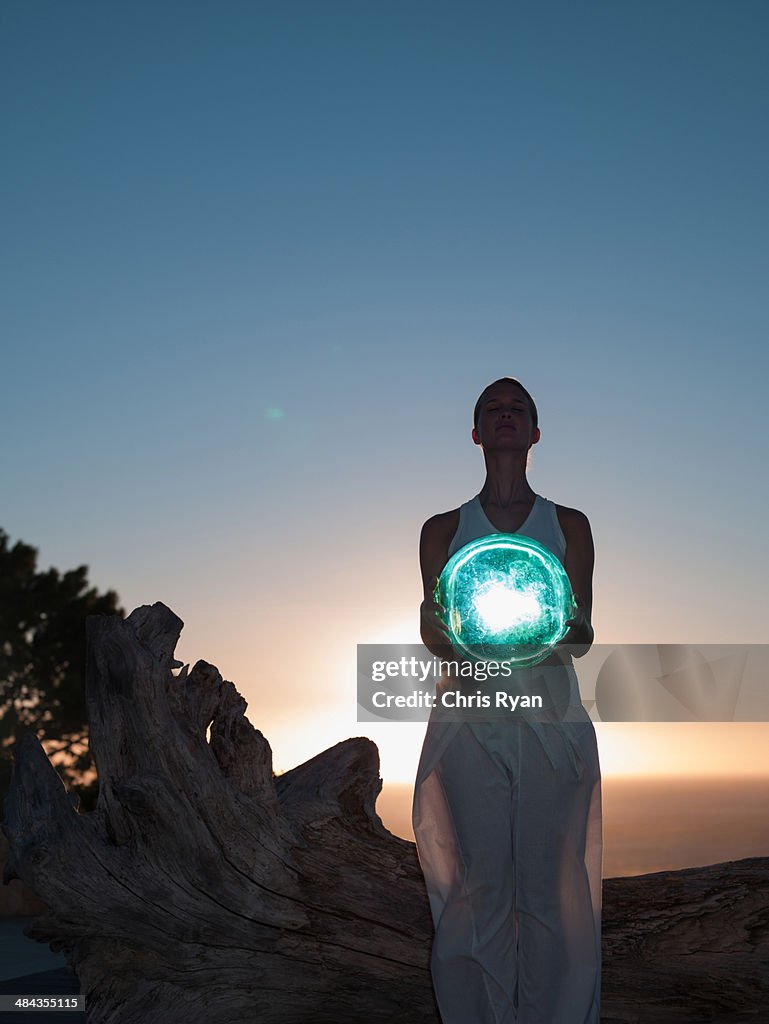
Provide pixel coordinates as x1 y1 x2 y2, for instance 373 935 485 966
553 503 593 545
420 507 461 543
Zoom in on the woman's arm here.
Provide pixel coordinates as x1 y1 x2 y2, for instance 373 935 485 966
556 505 596 657
418 509 460 658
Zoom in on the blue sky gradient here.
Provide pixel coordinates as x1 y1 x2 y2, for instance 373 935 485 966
3 1 768 779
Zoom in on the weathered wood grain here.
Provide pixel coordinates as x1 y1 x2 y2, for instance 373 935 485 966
601 857 769 1022
2 603 437 1023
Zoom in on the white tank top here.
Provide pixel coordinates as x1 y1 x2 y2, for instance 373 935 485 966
448 493 567 563
437 490 588 776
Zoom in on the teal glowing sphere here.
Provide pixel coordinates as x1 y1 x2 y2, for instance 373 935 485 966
435 534 575 666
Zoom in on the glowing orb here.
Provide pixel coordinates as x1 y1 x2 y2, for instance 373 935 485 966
435 534 575 666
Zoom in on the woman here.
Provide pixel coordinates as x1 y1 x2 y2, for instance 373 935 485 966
412 377 602 1024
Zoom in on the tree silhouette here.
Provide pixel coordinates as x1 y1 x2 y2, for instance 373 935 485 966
0 528 123 814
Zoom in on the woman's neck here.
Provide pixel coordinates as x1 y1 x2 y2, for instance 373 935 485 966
478 451 535 508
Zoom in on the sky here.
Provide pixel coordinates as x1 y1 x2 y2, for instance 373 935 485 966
2 1 768 786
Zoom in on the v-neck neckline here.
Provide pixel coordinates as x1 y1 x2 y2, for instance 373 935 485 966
476 493 540 535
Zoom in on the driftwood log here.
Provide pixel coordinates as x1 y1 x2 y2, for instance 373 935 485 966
3 602 769 1023
3 603 437 1024
601 858 769 1023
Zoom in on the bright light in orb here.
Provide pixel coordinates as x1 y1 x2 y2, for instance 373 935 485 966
473 581 542 631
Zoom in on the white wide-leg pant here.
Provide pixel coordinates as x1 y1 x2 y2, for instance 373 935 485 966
412 706 602 1024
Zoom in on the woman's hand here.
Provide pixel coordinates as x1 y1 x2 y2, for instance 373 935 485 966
421 574 470 665
420 575 453 649
557 594 594 655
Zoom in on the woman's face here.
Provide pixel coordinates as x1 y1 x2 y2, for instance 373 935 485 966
472 383 540 451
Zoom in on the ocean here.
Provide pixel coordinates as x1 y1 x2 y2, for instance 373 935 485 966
377 775 769 878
